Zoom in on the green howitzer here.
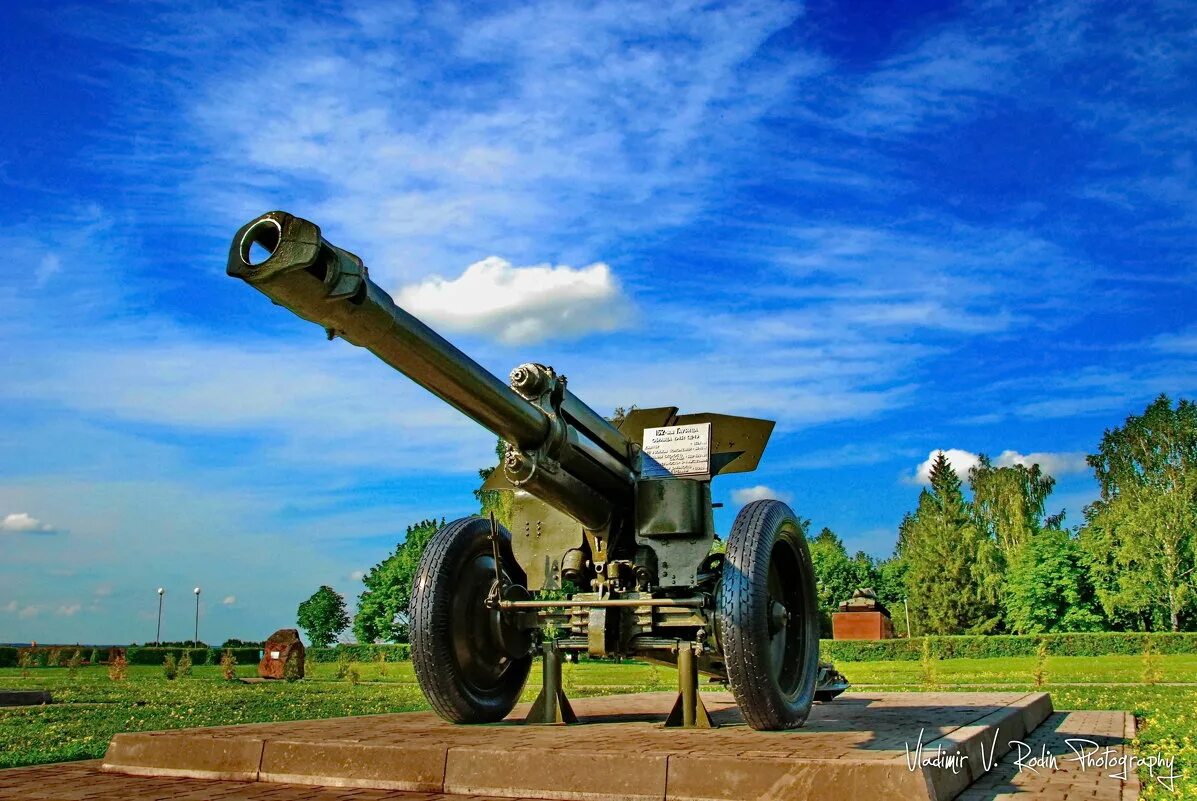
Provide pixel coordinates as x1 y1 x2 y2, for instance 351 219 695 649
228 211 845 730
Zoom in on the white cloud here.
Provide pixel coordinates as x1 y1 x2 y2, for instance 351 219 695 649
222 595 236 606
1153 326 1197 355
350 570 365 582
731 485 791 505
2 601 16 613
994 450 1089 478
56 604 82 617
34 253 62 287
909 449 983 485
18 606 39 619
909 448 1090 484
129 0 811 285
1 513 55 533
396 257 630 345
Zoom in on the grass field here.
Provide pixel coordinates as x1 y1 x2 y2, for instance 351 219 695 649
1 656 1192 798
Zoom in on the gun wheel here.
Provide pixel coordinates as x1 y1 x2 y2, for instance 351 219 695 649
718 500 820 730
411 516 532 723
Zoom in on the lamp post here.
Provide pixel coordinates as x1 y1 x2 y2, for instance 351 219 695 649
156 588 165 645
193 587 201 647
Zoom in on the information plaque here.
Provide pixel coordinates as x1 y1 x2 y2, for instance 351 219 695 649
641 422 712 479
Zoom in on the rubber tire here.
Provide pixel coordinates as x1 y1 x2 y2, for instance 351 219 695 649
410 516 532 723
718 499 820 730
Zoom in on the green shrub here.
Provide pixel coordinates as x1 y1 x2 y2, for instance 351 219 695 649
162 653 178 680
919 637 937 687
108 652 128 681
177 651 193 678
127 647 215 666
67 649 82 676
1143 640 1164 685
308 643 410 663
220 649 238 681
334 649 352 680
0 646 18 668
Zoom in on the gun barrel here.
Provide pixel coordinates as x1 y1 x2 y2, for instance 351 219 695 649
227 211 550 450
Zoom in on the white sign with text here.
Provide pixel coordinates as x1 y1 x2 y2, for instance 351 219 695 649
641 422 712 479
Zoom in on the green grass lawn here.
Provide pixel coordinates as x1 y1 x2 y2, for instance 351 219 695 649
840 653 1197 686
1 657 1192 798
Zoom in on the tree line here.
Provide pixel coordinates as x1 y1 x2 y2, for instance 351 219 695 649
815 394 1196 635
296 394 1196 645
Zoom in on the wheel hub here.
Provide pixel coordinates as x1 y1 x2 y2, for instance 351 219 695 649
768 600 789 635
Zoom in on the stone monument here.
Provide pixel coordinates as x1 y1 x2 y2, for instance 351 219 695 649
258 629 305 680
831 588 895 640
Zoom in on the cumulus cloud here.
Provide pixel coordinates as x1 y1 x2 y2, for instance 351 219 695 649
56 604 81 616
731 485 791 505
350 570 365 581
908 449 983 485
994 450 1089 477
2 601 17 613
1 513 56 533
909 448 1089 484
222 595 236 606
396 257 630 345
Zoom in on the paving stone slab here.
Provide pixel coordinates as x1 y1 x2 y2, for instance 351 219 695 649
94 691 1070 801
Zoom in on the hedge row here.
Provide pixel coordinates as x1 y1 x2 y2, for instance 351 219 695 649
820 631 1197 662
125 647 262 666
4 646 262 668
307 643 411 662
7 646 116 667
0 647 17 667
9 632 1194 669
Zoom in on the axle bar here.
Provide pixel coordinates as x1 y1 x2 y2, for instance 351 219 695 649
499 597 705 610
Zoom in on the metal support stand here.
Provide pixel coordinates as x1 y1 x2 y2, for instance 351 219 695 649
664 642 716 728
524 641 578 724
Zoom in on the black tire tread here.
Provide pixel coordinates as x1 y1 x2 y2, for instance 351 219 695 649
719 499 819 730
410 516 530 723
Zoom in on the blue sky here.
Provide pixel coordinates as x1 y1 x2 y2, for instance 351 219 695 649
2 0 1195 645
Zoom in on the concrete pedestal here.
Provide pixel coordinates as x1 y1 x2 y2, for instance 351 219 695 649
100 691 1059 801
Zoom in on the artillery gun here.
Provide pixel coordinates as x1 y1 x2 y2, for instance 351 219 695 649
227 211 845 730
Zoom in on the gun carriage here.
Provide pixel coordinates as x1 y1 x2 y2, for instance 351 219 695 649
228 211 842 730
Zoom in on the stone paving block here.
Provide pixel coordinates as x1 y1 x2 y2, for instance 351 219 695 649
260 740 447 792
102 732 265 781
664 754 934 801
444 746 667 801
1017 692 1054 734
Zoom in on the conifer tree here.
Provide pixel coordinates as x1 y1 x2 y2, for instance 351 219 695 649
899 452 1002 635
